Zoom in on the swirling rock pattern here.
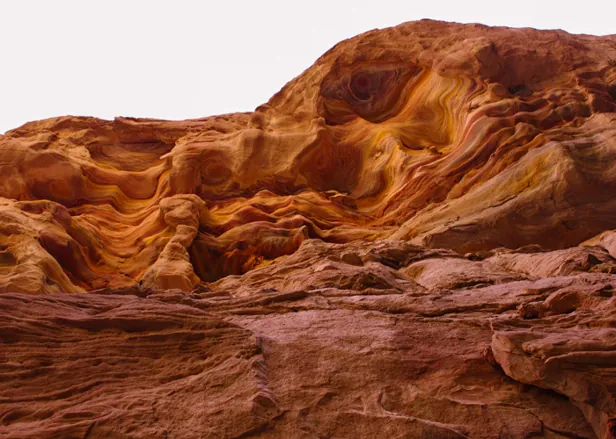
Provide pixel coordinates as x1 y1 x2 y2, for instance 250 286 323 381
1 20 616 438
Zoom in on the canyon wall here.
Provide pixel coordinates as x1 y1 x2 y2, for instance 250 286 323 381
1 20 616 438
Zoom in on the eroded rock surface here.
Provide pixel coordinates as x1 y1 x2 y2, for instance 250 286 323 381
1 20 616 438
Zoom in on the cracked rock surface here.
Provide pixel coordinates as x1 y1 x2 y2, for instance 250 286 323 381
2 239 616 438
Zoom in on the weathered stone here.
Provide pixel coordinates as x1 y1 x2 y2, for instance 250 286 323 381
1 20 616 438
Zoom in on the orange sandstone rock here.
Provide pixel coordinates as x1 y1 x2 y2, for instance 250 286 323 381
1 20 616 438
1 21 615 292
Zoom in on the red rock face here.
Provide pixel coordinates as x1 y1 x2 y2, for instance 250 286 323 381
1 20 616 438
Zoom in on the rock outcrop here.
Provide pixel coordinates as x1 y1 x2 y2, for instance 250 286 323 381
1 20 616 438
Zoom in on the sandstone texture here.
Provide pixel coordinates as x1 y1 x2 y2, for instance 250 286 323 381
1 20 616 438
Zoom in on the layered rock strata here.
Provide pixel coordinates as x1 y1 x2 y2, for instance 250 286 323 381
1 20 616 438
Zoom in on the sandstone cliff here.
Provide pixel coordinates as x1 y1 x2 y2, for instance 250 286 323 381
1 20 616 438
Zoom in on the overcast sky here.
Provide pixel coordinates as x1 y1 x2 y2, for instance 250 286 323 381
1 0 614 134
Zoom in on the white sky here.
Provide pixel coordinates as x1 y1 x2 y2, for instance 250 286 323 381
1 0 614 134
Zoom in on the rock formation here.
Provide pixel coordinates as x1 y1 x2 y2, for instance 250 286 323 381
1 20 616 438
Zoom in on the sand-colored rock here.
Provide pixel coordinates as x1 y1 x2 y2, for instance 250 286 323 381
2 20 616 293
1 20 616 438
3 240 616 438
